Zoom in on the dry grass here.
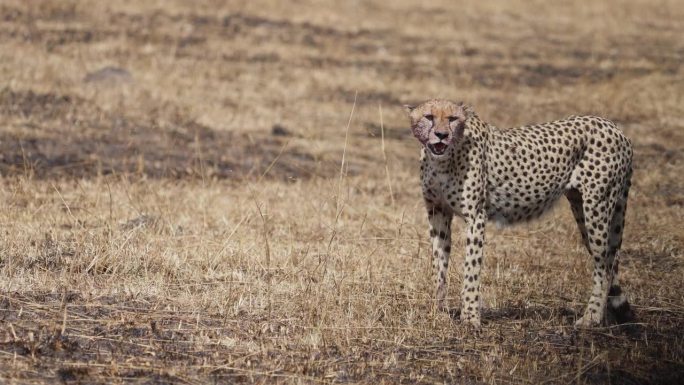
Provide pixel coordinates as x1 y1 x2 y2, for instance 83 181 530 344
1 0 683 383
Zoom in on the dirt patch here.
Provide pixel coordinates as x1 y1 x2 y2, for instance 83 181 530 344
0 88 336 181
1 292 683 384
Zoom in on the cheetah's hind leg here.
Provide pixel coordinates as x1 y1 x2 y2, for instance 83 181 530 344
573 183 632 327
605 193 634 325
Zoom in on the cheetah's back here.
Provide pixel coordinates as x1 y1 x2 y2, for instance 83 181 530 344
484 116 631 224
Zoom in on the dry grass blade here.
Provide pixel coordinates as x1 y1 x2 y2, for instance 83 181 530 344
379 103 395 207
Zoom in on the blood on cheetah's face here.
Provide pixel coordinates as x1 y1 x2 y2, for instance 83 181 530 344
405 99 470 157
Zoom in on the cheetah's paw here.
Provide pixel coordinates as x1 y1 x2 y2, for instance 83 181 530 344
460 311 481 328
574 312 602 328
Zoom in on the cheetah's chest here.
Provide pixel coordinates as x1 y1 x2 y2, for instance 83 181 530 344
421 168 468 214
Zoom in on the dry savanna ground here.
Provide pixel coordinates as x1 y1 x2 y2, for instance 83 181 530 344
1 0 683 384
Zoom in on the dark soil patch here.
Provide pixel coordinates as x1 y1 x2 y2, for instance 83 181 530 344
0 88 336 181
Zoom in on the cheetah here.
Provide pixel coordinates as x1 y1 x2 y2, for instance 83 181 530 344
405 99 634 327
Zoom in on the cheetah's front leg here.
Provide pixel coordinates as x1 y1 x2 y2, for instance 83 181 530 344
427 206 453 311
460 210 486 327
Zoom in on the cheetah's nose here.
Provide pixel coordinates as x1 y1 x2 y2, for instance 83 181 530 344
435 131 449 140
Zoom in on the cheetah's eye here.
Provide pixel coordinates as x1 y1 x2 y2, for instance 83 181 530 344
448 116 459 123
424 114 434 121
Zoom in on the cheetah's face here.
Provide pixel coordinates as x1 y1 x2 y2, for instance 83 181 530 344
405 99 469 157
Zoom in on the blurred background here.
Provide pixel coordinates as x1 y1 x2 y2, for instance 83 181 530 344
2 0 682 181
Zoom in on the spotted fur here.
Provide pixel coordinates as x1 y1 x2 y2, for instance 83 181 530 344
405 99 634 327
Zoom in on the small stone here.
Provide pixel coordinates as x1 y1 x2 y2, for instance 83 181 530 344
84 66 133 84
271 124 291 137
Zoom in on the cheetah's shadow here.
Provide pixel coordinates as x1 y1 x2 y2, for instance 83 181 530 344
446 305 575 322
447 305 640 335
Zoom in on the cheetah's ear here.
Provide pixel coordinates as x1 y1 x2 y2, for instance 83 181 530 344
403 104 416 115
459 102 475 120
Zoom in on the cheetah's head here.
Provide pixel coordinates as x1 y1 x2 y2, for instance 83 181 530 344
404 99 472 157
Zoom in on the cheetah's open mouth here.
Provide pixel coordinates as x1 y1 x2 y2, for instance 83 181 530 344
428 142 448 155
